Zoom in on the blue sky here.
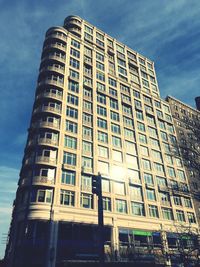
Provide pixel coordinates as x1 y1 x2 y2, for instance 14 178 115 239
1 0 200 258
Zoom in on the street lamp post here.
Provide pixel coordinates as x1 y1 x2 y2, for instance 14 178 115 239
92 172 104 266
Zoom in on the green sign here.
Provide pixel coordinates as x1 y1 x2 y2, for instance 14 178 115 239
133 230 152 236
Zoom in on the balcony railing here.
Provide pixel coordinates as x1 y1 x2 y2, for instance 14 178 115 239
37 137 58 146
35 156 57 165
33 105 61 115
32 176 54 185
36 91 63 101
40 65 65 75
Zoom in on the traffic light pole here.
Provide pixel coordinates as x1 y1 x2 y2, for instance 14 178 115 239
92 172 104 266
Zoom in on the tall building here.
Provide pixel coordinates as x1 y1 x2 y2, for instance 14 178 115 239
166 96 200 225
5 16 199 267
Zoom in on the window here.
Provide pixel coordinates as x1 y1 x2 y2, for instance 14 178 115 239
140 146 149 156
71 39 80 49
108 77 117 87
98 161 109 175
149 205 159 218
176 210 185 222
81 175 92 191
112 136 121 148
118 66 127 76
83 100 92 111
70 58 80 69
97 118 107 129
96 61 105 71
152 150 162 162
177 170 186 181
123 117 133 127
84 46 92 57
98 146 108 158
125 141 137 154
133 90 140 98
96 52 104 62
113 150 123 162
81 193 93 209
103 197 111 211
85 25 93 34
126 155 138 168
110 98 118 110
144 173 153 185
184 198 192 208
70 48 80 58
68 80 79 93
102 179 110 192
82 141 92 155
64 136 77 149
130 186 143 201
154 163 165 174
137 122 145 132
136 110 144 120
138 134 147 144
142 159 151 170
173 196 182 206
61 170 75 185
82 157 93 169
66 106 78 119
165 155 173 165
131 202 145 216
146 189 156 201
60 190 75 206
97 93 106 104
109 88 117 97
162 208 173 220
111 123 120 134
97 82 105 92
122 105 132 115
124 128 135 139
187 212 196 223
97 105 107 117
34 189 52 203
96 71 105 82
168 167 176 178
83 87 92 98
114 182 125 195
116 199 127 213
83 113 92 124
98 131 108 143
110 111 120 121
156 176 167 187
67 94 78 106
63 152 76 165
66 120 77 133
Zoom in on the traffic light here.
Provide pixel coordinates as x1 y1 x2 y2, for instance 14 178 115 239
92 175 101 195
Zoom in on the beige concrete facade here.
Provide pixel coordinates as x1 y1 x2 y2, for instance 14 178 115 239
5 15 199 267
167 96 200 225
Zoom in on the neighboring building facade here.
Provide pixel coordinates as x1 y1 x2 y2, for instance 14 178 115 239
5 16 199 267
166 96 200 225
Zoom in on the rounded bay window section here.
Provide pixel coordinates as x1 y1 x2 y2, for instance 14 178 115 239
64 15 82 37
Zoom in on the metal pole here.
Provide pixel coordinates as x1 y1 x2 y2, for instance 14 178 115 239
97 172 104 266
